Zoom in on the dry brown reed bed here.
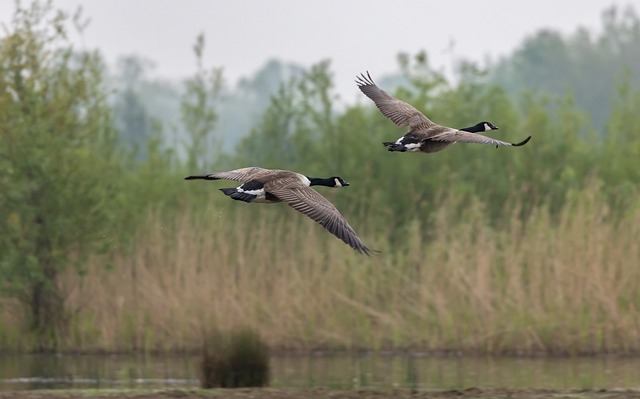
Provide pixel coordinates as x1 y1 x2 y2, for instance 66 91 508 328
3 186 640 354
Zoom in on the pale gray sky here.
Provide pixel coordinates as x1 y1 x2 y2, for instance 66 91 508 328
3 0 637 99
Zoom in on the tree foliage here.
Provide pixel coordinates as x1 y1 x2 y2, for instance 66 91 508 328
0 1 121 350
112 56 155 159
181 33 223 171
1 1 640 353
230 51 640 234
490 5 640 130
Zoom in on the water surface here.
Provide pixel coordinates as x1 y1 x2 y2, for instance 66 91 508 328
0 353 638 391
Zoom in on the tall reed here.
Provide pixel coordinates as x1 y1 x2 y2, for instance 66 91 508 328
2 185 639 354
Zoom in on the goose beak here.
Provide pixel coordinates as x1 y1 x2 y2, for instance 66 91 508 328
343 181 350 187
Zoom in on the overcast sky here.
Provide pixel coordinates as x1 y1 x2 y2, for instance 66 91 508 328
3 0 637 99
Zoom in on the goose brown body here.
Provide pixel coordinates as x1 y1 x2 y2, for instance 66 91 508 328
185 167 371 255
356 71 531 153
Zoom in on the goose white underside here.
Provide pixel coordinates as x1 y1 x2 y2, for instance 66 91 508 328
403 143 422 152
395 137 422 152
236 186 276 203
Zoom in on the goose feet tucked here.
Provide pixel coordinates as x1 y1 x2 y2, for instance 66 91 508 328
382 135 422 152
382 142 409 152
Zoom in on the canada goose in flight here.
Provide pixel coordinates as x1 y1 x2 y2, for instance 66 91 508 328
185 167 371 255
355 71 531 153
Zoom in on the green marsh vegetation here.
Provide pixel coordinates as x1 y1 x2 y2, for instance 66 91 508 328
1 1 640 354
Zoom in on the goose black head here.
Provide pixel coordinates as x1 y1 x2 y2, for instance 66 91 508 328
462 121 499 133
481 121 499 131
331 176 350 187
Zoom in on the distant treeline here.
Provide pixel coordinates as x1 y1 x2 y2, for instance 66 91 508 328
110 5 640 154
0 1 639 353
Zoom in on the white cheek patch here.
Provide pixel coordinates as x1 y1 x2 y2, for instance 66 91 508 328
334 178 342 187
484 123 492 131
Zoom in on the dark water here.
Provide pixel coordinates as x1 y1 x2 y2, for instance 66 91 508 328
0 353 639 391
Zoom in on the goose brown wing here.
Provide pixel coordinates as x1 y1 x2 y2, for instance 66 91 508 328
184 167 271 182
430 130 532 147
355 71 433 129
271 187 371 255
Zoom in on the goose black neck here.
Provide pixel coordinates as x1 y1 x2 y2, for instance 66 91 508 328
308 177 335 187
460 123 483 133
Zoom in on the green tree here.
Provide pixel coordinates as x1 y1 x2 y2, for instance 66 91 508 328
234 78 300 168
181 33 223 171
112 56 154 159
490 5 640 130
0 1 120 350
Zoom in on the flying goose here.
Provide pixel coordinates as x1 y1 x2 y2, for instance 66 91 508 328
185 167 371 255
355 71 531 153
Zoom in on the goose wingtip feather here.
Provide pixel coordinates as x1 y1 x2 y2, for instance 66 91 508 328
185 174 218 180
355 70 375 87
512 135 532 147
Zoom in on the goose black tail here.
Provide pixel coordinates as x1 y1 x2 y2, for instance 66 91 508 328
382 142 407 152
220 188 256 203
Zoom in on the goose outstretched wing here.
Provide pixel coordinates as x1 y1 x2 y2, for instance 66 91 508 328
430 131 532 147
271 186 371 255
184 167 270 182
356 71 434 129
